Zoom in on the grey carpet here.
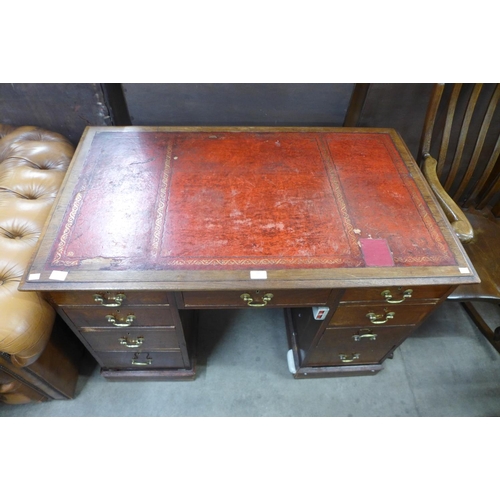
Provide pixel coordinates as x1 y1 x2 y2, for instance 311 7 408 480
2 301 500 417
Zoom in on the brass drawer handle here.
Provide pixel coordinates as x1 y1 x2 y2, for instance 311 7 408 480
381 289 412 304
366 311 395 324
105 314 136 327
119 336 144 348
93 293 126 307
131 354 152 366
352 329 377 341
339 353 360 363
240 293 274 307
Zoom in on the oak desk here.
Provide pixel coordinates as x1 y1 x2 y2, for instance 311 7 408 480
20 127 479 380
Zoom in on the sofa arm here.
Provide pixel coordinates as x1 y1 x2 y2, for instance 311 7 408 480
0 125 74 366
0 281 55 367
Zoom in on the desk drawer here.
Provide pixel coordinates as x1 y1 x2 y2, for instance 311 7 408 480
182 289 333 308
50 291 170 307
341 285 451 304
80 327 180 352
96 350 185 369
328 303 436 328
304 326 411 366
61 305 175 328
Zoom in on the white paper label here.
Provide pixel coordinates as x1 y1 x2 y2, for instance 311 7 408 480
49 270 68 281
28 273 41 280
250 270 267 280
459 267 470 274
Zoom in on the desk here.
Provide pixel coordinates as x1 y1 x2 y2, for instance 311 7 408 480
20 127 479 380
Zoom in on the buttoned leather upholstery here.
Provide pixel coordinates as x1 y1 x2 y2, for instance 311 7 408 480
0 125 74 367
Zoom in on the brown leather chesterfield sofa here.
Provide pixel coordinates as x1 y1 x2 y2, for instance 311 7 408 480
0 125 83 404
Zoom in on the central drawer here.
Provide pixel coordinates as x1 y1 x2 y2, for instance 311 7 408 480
61 305 175 328
182 289 333 308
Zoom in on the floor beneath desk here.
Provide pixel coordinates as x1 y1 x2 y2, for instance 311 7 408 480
2 301 500 417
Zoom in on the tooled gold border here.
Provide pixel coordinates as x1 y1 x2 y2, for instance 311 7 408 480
165 256 355 267
151 140 173 259
316 136 361 256
155 134 361 268
51 192 82 266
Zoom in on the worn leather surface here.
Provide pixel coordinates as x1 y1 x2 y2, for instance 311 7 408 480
47 130 457 273
0 125 74 367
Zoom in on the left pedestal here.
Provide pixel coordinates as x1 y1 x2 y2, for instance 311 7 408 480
47 291 197 381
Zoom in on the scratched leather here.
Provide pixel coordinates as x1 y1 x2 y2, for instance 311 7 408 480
48 130 457 272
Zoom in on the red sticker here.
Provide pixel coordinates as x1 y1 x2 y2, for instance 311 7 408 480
359 238 394 267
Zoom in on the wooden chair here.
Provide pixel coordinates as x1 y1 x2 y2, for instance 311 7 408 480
418 83 500 350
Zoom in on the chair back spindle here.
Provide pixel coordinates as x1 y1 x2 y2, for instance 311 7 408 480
419 83 500 211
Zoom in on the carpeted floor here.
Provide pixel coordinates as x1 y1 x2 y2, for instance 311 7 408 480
2 300 500 417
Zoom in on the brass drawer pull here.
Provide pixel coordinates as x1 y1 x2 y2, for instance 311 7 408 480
353 329 377 341
339 353 360 363
366 311 395 324
240 293 274 307
119 336 144 348
381 289 412 304
131 354 152 366
105 314 136 327
93 293 126 307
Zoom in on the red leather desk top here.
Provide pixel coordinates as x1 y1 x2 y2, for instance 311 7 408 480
21 127 478 290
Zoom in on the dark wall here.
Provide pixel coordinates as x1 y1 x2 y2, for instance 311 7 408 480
122 83 355 127
120 83 433 157
0 83 433 158
358 83 434 157
0 83 111 145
